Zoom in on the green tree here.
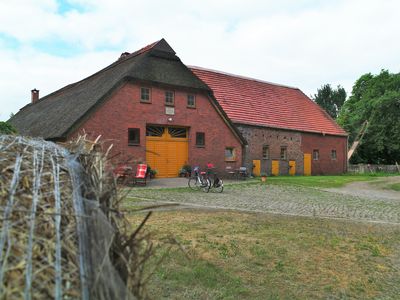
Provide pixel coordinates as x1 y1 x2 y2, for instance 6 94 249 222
313 84 347 119
337 70 400 164
0 121 17 134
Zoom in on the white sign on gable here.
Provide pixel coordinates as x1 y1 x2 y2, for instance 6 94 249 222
165 107 175 115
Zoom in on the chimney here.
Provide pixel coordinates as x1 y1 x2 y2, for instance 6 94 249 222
31 89 39 103
119 52 130 60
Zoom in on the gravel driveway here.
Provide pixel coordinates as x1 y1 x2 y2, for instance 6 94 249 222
127 180 400 224
324 176 400 200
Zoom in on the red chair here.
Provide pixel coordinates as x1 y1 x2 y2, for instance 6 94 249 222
133 164 147 186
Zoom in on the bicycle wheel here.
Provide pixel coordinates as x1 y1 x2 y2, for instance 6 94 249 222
213 178 224 193
201 178 211 193
188 177 201 190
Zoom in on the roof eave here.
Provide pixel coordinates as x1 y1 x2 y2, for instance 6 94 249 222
205 92 248 146
234 121 348 137
62 79 128 139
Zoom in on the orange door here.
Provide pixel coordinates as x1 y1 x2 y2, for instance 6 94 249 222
146 127 188 178
289 160 296 176
253 160 261 176
166 138 188 177
271 160 279 176
304 154 311 176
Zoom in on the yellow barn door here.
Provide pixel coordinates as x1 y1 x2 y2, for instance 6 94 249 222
289 160 296 176
304 153 311 176
271 160 279 176
146 126 188 178
253 160 261 176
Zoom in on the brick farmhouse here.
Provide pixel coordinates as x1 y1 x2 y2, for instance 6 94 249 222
10 39 347 177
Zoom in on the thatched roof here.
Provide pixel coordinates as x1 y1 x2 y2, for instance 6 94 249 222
9 39 210 140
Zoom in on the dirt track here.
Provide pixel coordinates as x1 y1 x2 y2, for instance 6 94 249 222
324 176 400 200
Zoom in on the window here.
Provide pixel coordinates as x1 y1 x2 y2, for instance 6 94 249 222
313 149 319 160
331 149 337 160
187 94 196 108
168 127 187 138
140 87 151 102
225 147 236 161
165 91 174 106
280 146 287 160
262 145 269 159
146 126 164 137
128 128 140 145
196 132 205 146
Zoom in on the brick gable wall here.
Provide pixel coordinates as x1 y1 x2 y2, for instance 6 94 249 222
301 133 347 175
69 82 242 175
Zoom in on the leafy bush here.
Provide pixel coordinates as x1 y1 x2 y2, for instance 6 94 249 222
0 122 17 134
338 70 400 164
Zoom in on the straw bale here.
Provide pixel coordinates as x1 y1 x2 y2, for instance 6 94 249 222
0 135 81 299
0 135 153 299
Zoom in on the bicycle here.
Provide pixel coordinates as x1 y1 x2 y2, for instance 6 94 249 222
205 168 224 193
188 166 211 192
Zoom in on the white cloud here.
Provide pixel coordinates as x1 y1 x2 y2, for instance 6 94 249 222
1 0 400 120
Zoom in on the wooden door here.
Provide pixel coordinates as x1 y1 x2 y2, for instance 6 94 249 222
146 126 188 178
146 139 168 177
304 153 311 176
271 160 279 176
289 160 296 176
166 138 188 177
253 160 261 176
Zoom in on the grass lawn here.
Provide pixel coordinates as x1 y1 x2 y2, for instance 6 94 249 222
128 210 400 299
262 174 391 188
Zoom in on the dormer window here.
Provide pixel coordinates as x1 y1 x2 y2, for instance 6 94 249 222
140 87 151 103
165 91 174 106
187 94 196 108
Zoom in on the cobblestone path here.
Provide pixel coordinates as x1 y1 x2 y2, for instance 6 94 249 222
128 183 400 224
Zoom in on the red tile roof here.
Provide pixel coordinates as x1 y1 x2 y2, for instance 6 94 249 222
190 66 347 136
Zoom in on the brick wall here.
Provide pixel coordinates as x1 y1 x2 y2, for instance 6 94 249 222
301 133 347 175
69 82 242 175
236 125 303 175
236 124 347 175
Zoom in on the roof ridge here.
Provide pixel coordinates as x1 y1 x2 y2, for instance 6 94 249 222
11 39 214 139
188 65 299 90
128 39 160 57
24 41 161 108
296 89 347 134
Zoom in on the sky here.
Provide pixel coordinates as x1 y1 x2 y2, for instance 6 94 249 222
1 0 399 121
